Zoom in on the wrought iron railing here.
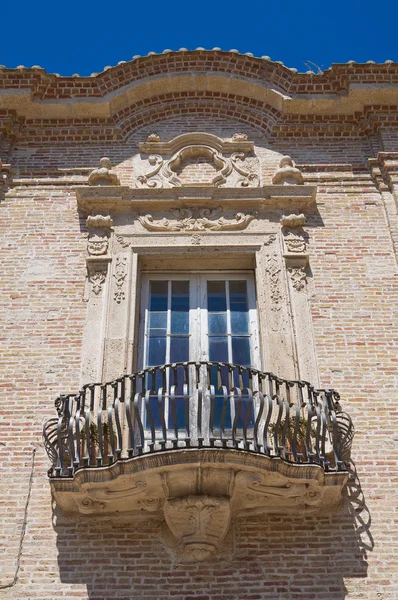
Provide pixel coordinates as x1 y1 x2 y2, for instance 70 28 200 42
43 362 352 478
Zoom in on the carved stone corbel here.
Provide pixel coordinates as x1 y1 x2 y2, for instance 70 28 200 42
86 215 113 256
280 213 308 267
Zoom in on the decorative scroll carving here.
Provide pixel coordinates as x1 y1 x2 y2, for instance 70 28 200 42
272 156 304 185
138 208 258 232
231 152 260 187
86 215 113 229
89 269 106 295
88 157 120 186
136 154 164 188
232 132 248 141
136 132 259 189
264 234 276 246
113 257 127 303
164 495 231 561
87 233 109 256
116 235 131 249
288 266 307 291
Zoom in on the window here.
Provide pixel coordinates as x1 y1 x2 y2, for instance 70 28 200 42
139 272 260 368
138 273 260 431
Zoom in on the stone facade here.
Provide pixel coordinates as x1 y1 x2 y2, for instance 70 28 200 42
0 50 397 599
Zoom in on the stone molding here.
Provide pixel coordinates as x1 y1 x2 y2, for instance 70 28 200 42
139 132 254 155
74 184 317 213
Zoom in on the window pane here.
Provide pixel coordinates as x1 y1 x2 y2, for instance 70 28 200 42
208 312 227 335
171 281 189 334
230 310 249 335
209 337 229 362
170 336 189 363
232 336 251 366
171 311 189 335
207 281 227 312
147 336 166 366
148 312 167 332
229 281 248 306
149 281 168 311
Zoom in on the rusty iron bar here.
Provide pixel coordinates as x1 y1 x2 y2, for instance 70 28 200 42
43 361 351 478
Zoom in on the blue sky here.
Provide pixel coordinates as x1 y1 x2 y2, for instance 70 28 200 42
1 0 397 76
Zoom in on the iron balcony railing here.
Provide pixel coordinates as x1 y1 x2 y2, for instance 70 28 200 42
43 361 352 478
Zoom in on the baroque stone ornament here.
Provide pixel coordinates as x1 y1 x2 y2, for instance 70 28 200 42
86 215 113 229
280 213 306 228
138 207 258 232
232 132 248 141
283 231 306 253
288 266 307 291
88 157 120 186
87 233 109 256
116 235 131 249
113 256 127 303
136 132 260 188
266 252 282 310
89 269 106 295
164 495 231 561
281 213 307 254
190 234 201 245
146 133 160 142
272 156 304 185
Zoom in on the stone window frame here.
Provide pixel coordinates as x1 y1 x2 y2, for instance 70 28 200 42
77 139 319 388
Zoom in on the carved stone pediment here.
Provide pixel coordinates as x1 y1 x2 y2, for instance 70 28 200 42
136 132 260 189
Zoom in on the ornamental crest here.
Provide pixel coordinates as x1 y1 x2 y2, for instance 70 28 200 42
135 132 260 189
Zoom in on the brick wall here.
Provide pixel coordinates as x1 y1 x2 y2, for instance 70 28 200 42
1 57 398 599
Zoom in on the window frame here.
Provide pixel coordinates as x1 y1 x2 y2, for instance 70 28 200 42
138 271 261 371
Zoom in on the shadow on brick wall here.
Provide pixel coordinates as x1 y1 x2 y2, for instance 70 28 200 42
53 461 372 600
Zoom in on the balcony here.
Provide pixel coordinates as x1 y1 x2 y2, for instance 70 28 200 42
44 362 352 560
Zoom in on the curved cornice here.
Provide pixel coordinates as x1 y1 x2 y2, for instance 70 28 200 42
1 52 398 123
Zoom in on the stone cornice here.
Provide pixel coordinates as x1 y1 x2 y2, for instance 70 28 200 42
1 55 398 124
74 183 317 214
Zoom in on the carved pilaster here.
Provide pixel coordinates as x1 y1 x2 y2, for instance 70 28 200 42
81 257 112 385
280 214 318 384
256 235 298 379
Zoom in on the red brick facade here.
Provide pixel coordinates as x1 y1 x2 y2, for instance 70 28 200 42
0 51 397 599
